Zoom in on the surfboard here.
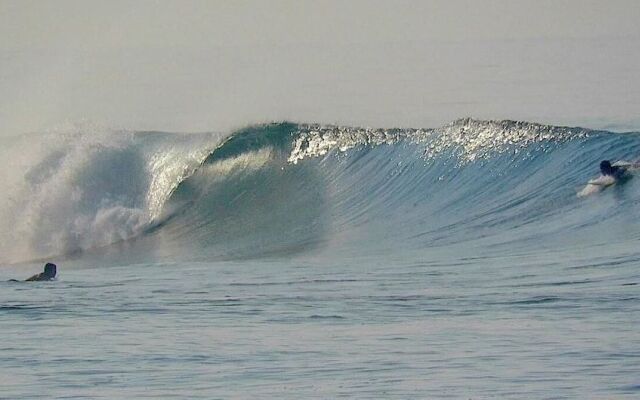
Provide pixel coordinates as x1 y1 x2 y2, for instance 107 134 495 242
577 175 617 197
588 175 617 186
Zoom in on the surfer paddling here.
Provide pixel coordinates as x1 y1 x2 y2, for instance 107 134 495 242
24 263 57 282
578 159 640 196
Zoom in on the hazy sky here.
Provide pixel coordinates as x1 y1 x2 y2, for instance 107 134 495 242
1 0 640 135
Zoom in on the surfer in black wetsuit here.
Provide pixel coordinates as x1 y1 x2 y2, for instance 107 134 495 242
600 160 627 179
24 263 57 281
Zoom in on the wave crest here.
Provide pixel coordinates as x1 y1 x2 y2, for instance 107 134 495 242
288 119 592 165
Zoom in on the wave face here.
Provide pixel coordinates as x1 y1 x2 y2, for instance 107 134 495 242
3 119 640 264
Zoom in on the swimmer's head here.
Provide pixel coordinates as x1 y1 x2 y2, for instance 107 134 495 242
600 160 613 175
43 263 56 278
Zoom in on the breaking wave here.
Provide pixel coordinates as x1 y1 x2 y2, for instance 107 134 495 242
2 119 640 264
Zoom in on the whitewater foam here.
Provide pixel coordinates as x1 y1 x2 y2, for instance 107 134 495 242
0 128 220 263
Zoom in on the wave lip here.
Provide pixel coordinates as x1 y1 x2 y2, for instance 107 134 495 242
429 118 591 163
288 124 430 164
288 118 592 166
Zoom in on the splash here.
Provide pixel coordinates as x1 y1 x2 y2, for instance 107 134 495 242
0 128 219 263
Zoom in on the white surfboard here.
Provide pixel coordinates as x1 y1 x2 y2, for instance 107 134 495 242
577 175 616 197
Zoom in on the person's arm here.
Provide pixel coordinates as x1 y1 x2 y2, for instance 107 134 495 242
25 273 41 281
613 166 629 178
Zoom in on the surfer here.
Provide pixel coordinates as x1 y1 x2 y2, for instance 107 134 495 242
600 160 627 180
579 159 636 196
24 263 57 282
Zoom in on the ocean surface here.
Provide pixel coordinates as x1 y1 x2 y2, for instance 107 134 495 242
1 119 639 398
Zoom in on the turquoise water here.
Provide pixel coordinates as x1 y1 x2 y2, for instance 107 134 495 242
1 119 639 398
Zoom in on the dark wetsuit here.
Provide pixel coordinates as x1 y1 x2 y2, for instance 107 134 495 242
25 272 55 281
609 167 627 180
23 263 57 281
600 161 627 180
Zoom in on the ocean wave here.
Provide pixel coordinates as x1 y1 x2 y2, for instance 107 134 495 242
2 119 639 264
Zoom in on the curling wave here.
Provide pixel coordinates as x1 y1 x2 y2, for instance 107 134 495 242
2 119 640 264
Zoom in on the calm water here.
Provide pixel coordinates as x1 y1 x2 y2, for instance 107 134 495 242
1 246 639 398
